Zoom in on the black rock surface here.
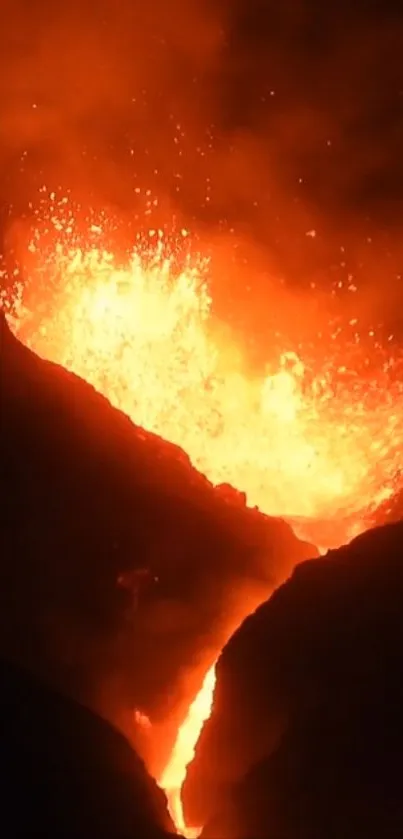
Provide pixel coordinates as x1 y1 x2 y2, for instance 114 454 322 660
0 658 176 839
183 521 403 838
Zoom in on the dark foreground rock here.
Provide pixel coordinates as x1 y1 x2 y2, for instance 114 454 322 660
0 658 175 838
0 312 316 774
183 521 403 838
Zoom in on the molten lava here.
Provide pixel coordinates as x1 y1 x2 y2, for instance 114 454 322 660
159 665 217 837
2 192 402 548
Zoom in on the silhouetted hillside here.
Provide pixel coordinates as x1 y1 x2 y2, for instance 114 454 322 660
183 521 403 838
0 658 176 839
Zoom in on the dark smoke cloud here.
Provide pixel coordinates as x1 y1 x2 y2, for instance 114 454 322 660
1 0 403 341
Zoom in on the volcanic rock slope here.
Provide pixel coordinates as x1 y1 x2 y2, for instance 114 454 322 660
183 520 403 839
0 657 175 839
0 312 315 763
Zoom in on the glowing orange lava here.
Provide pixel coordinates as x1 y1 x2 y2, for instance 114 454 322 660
159 664 217 837
2 194 402 547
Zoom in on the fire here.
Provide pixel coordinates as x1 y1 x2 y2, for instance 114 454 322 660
159 665 217 837
2 193 402 547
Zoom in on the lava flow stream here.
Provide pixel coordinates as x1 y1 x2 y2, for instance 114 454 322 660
159 665 217 837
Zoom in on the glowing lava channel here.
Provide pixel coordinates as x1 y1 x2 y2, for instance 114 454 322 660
159 665 217 837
